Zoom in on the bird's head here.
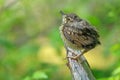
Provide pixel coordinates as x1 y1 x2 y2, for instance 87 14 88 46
60 11 82 24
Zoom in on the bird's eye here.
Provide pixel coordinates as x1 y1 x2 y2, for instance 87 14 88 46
66 17 73 22
67 17 71 21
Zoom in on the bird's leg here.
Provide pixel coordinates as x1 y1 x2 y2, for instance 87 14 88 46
67 49 89 60
64 48 77 60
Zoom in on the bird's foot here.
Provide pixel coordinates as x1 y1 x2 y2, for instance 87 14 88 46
67 54 87 64
67 54 82 60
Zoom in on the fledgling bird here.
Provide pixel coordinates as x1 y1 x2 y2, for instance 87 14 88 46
59 11 101 60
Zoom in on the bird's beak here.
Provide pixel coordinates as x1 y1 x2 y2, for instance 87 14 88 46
60 11 67 23
60 10 66 16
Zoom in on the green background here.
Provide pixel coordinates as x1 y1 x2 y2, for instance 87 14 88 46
0 0 120 80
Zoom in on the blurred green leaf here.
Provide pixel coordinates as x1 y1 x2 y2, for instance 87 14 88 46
98 75 120 80
23 76 31 80
112 67 120 76
32 71 48 79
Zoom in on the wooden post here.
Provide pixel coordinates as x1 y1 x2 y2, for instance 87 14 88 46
66 47 96 80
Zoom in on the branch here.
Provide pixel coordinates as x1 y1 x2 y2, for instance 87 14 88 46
66 47 96 80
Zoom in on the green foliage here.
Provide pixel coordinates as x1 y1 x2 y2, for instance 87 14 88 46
23 71 48 80
98 67 120 80
0 0 120 80
32 71 48 79
110 43 120 56
112 67 120 76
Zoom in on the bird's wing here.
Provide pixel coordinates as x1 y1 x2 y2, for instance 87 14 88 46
78 20 100 38
63 25 100 48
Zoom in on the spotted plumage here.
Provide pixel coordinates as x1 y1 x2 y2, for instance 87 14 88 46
59 11 100 59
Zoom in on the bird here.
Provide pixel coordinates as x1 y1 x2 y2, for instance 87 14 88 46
59 11 101 60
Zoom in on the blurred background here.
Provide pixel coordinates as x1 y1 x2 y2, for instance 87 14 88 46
0 0 120 80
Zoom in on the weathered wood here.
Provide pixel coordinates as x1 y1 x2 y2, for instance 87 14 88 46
66 47 96 80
